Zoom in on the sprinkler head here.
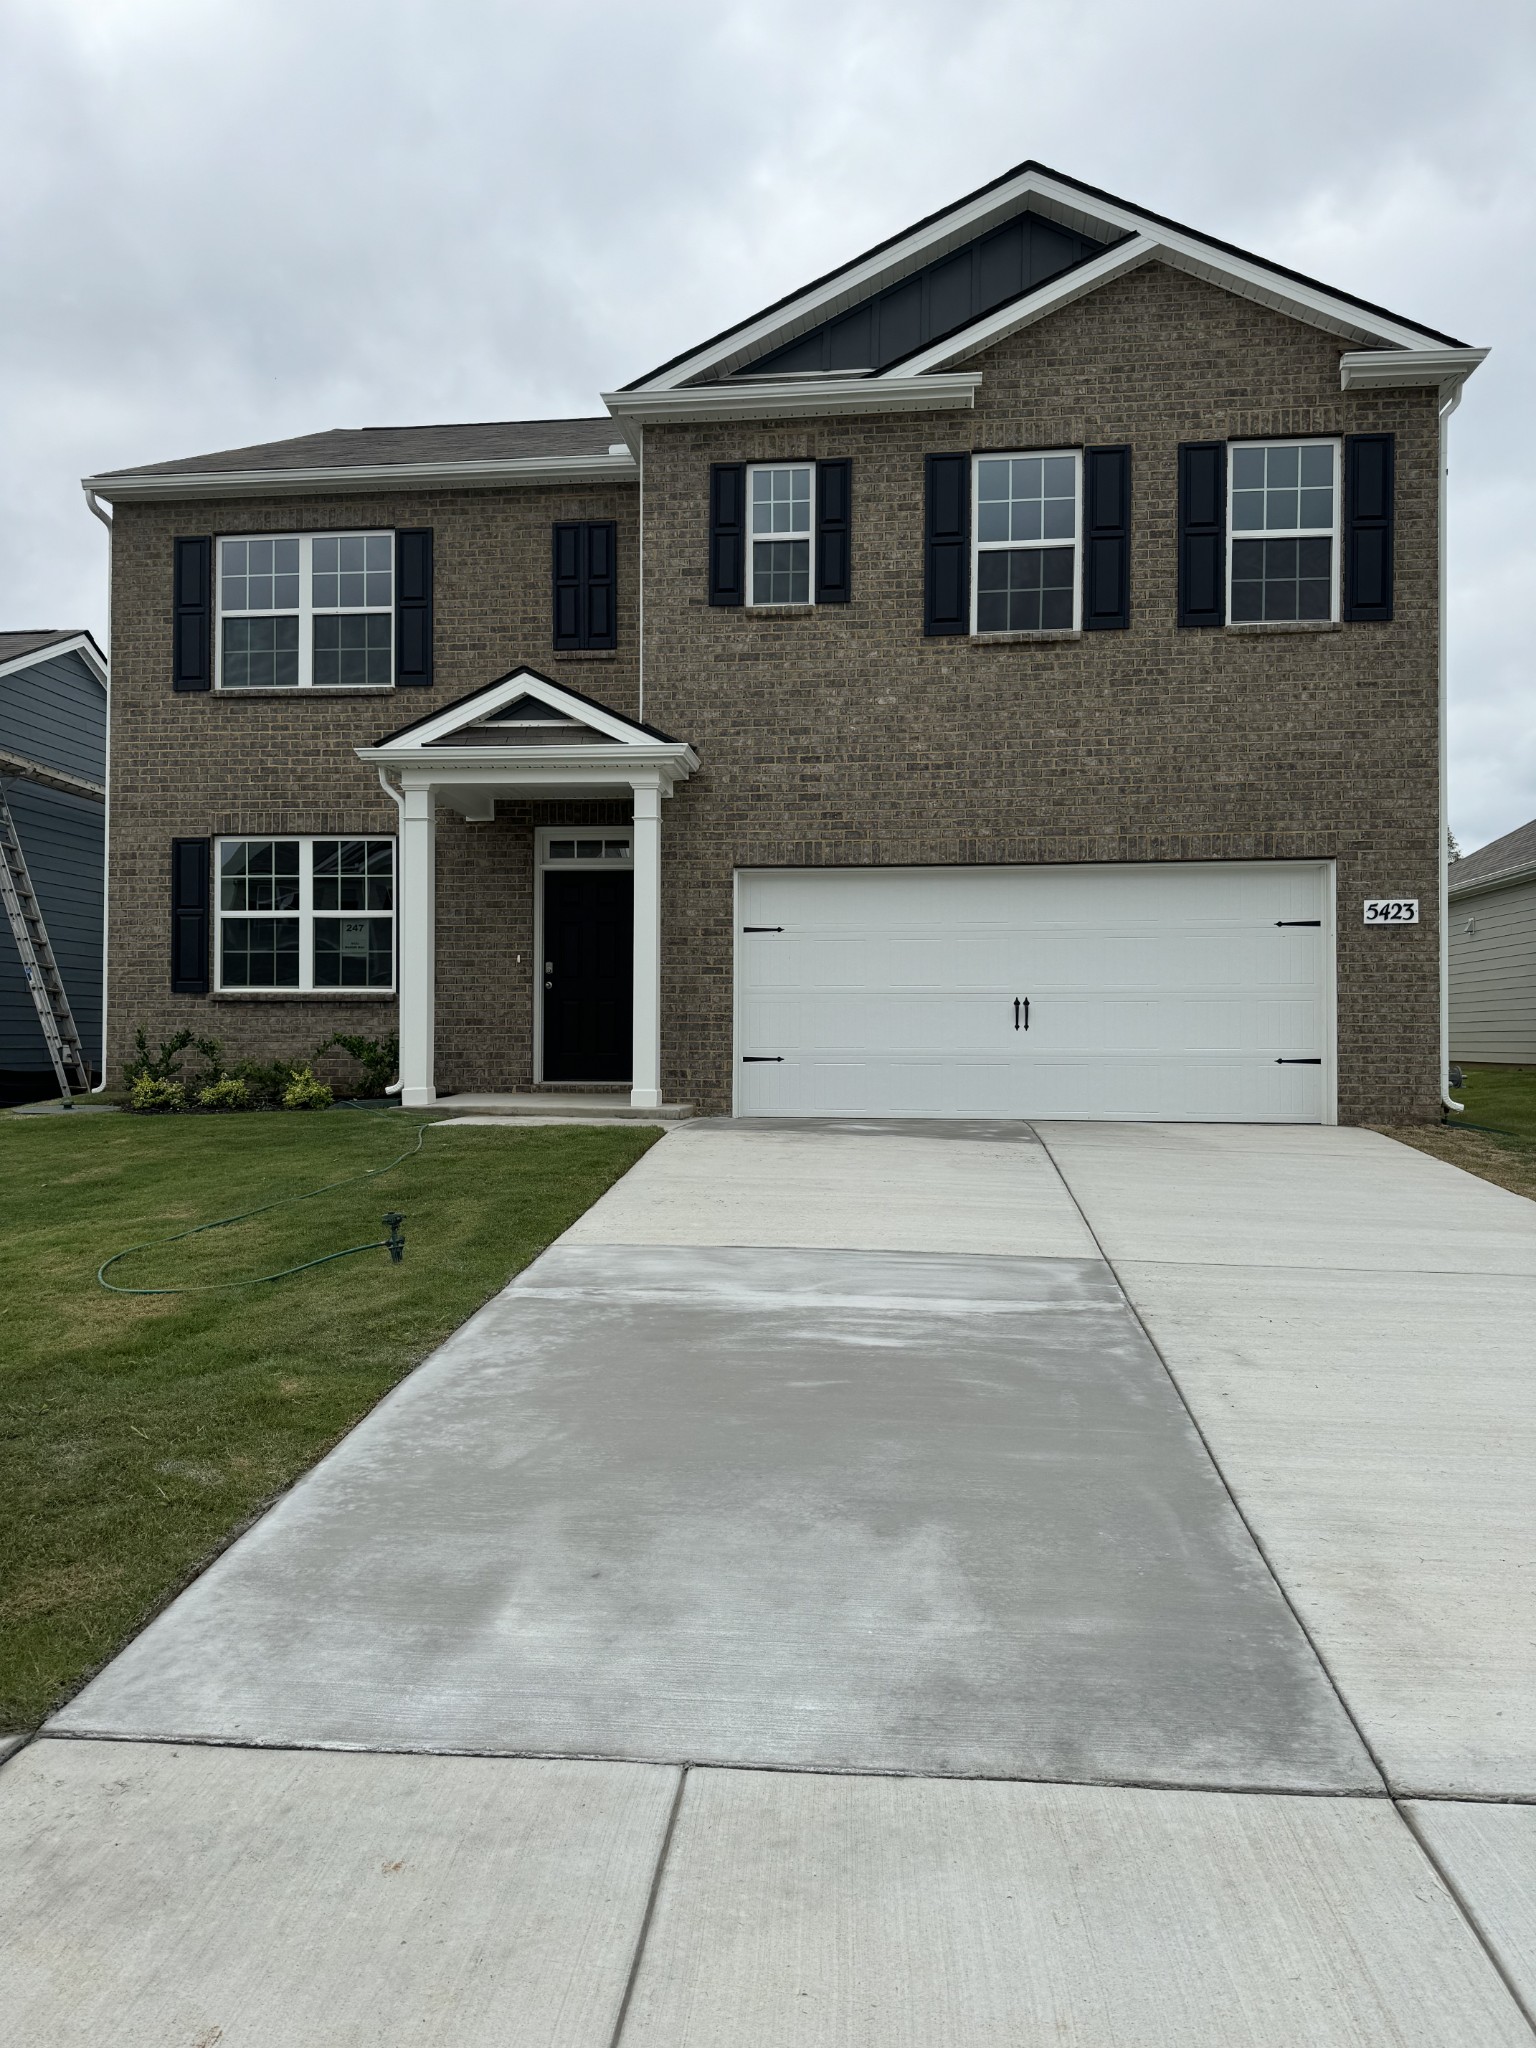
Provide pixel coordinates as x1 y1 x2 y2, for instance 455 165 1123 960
382 1212 406 1263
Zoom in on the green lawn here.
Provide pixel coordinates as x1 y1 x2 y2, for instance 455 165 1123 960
1378 1065 1536 1203
0 1110 659 1730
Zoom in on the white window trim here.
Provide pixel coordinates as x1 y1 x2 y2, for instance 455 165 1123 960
215 531 395 691
214 834 397 993
970 447 1084 636
1225 438 1341 626
746 461 815 608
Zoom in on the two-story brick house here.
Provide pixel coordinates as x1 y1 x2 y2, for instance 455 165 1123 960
84 161 1485 1122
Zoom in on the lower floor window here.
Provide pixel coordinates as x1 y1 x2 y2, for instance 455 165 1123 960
1230 537 1333 622
217 836 395 991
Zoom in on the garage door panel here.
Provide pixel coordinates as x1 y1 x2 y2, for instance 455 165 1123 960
735 865 1331 1122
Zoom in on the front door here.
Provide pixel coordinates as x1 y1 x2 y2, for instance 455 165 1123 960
542 869 633 1081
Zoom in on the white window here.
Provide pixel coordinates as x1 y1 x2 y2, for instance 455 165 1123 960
1228 441 1339 623
972 450 1082 633
748 464 813 606
217 533 394 689
216 837 395 991
543 835 634 862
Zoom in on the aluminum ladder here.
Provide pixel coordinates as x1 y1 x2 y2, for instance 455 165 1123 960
0 778 92 1100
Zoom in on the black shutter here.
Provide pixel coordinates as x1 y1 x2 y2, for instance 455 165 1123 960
395 529 433 685
1178 442 1226 628
585 520 617 648
1343 433 1394 622
552 523 584 649
170 838 210 994
1083 444 1131 631
815 459 852 604
709 463 745 606
172 537 212 691
924 453 971 636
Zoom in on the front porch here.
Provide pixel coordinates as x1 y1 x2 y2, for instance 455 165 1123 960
356 669 698 1111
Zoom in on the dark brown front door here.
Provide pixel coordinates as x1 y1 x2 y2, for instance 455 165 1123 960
542 870 633 1081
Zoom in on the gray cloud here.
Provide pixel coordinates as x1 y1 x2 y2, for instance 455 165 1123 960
2 0 1531 842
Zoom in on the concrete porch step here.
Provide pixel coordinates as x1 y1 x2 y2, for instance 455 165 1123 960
431 1092 693 1122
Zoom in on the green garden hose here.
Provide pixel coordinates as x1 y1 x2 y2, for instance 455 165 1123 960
96 1112 438 1296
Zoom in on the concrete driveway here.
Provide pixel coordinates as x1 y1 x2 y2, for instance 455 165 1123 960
4 1119 1535 2045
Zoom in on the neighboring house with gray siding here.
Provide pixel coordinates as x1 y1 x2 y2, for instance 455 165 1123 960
0 631 108 1100
1449 817 1536 1065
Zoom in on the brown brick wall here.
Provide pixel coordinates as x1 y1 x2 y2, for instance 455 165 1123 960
106 480 638 1086
641 261 1444 1123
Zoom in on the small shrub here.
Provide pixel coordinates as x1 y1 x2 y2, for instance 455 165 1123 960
282 1067 333 1112
198 1077 253 1113
316 1031 399 1100
125 1026 196 1085
230 1058 299 1109
129 1076 188 1115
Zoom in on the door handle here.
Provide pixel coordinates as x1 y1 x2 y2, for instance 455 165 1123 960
1014 997 1029 1032
1014 998 1019 1031
544 980 553 990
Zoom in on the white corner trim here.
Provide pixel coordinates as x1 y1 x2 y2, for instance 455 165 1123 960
1340 346 1489 391
603 373 981 429
626 165 1463 393
81 452 638 504
364 667 673 753
889 237 1158 375
0 631 108 687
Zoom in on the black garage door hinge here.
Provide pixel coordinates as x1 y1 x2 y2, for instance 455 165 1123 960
1276 1057 1323 1065
742 925 784 933
1275 919 1322 926
742 1055 784 1062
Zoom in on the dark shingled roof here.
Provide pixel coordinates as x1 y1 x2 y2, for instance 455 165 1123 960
0 629 96 665
1451 816 1536 890
94 418 624 480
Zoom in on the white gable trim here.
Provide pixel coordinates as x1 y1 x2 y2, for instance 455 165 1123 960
629 165 1465 393
367 669 665 752
0 632 108 688
604 372 980 442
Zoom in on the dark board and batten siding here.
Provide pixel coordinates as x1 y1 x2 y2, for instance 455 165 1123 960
743 210 1115 377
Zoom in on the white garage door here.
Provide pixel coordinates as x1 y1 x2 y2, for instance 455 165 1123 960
735 863 1334 1122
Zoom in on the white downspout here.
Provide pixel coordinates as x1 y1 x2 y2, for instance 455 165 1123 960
1438 387 1464 1115
376 768 406 1094
82 486 112 1092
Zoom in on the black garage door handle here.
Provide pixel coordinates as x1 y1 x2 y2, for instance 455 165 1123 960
743 1055 784 1063
1276 1057 1323 1065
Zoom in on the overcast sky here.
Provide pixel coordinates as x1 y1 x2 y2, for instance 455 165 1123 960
2 0 1531 847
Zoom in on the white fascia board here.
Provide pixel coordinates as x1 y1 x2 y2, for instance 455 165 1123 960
81 452 637 504
0 632 107 687
603 373 981 430
1448 856 1536 899
367 668 676 751
356 741 699 782
1340 346 1489 391
630 166 1455 392
888 237 1158 375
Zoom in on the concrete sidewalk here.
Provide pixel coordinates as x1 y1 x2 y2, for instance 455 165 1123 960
4 1119 1534 2044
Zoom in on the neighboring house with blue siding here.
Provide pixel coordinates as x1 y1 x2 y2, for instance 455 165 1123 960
0 630 108 1101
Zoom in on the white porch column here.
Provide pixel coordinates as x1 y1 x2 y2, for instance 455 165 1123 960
630 778 663 1110
398 781 437 1107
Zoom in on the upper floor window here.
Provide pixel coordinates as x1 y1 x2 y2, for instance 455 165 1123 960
216 835 395 990
217 532 394 689
973 451 1081 633
1228 441 1338 623
748 464 812 605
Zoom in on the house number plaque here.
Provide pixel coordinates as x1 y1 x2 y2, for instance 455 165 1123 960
1363 899 1419 925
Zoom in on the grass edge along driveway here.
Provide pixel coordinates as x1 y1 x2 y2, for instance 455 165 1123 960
1375 1064 1536 1204
0 1111 659 1730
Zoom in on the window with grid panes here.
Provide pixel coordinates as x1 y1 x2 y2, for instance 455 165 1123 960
216 837 394 990
748 465 812 605
1228 442 1338 622
973 452 1081 632
217 534 394 688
